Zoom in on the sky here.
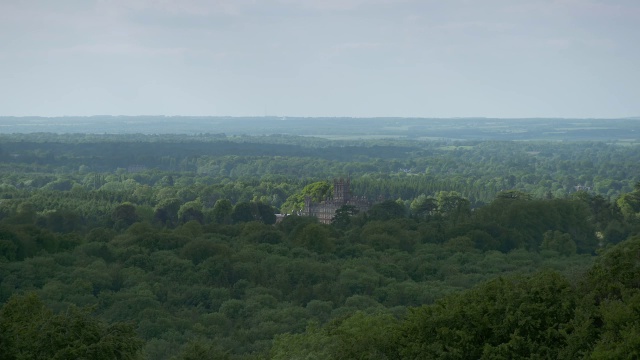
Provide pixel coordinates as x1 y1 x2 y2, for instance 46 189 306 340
1 0 639 118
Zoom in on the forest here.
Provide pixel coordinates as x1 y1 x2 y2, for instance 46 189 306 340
2 129 640 359
2 116 640 141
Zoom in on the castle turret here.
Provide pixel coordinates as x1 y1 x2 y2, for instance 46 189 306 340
333 177 350 203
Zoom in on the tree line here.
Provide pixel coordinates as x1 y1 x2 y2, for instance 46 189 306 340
2 133 640 358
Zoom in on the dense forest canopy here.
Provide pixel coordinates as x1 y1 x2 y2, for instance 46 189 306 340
2 123 640 359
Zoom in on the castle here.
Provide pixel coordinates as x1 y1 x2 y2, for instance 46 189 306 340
301 178 372 224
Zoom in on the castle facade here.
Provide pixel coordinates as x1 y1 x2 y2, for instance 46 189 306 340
301 178 371 224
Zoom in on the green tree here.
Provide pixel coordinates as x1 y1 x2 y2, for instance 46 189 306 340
367 200 405 222
410 194 437 220
292 223 335 254
541 230 577 256
436 191 471 226
230 201 275 224
231 202 257 224
170 339 230 360
256 202 277 225
397 271 577 359
211 199 232 224
616 192 640 224
112 202 139 230
271 312 398 360
178 199 204 224
281 181 332 213
0 293 143 360
154 197 182 227
331 204 359 230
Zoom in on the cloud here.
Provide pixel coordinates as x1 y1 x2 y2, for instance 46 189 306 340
275 0 416 12
433 21 514 35
335 42 382 50
276 0 369 11
52 43 187 56
97 0 249 16
503 0 640 19
1 0 638 118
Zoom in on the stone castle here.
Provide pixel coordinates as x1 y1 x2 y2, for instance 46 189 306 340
301 178 372 224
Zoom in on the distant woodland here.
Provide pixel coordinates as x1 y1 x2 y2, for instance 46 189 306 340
2 128 640 359
2 115 640 141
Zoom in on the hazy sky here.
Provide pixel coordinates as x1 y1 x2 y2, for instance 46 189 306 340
1 0 639 118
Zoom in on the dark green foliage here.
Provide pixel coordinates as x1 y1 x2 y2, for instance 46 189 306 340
178 201 204 225
170 340 230 360
474 197 598 253
397 271 576 359
559 235 640 358
271 312 399 359
154 198 182 227
331 204 359 230
276 214 317 237
276 236 640 359
113 202 140 230
367 200 406 221
541 230 577 256
230 201 275 225
0 293 143 360
239 222 283 244
290 222 336 254
410 195 438 220
436 191 471 226
583 235 640 304
617 191 640 222
211 199 232 224
180 238 225 265
256 202 277 225
0 239 18 261
3 132 640 359
42 209 82 233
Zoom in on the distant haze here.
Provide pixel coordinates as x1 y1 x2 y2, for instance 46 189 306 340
1 0 639 118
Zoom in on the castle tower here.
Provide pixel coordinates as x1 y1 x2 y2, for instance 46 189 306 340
333 177 350 203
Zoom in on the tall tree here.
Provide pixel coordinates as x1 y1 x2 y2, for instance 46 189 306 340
0 293 144 360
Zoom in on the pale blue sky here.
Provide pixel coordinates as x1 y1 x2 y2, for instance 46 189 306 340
1 0 638 118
